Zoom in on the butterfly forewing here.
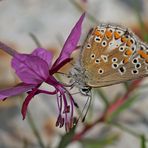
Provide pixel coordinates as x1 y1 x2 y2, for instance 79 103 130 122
80 24 148 87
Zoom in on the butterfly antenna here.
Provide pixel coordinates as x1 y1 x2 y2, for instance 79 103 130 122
76 95 90 123
82 95 92 122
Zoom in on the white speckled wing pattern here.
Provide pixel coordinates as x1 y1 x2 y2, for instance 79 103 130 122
80 24 148 87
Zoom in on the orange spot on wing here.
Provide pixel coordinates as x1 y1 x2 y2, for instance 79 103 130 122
126 40 132 46
94 30 103 38
121 36 127 43
123 57 129 64
138 50 148 59
114 31 120 40
145 59 148 63
105 30 112 38
125 49 133 56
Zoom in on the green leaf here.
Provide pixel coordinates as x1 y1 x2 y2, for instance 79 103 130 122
27 112 46 148
141 135 147 148
80 133 119 148
57 125 77 148
107 94 139 122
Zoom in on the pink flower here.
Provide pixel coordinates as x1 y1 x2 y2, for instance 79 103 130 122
0 13 85 131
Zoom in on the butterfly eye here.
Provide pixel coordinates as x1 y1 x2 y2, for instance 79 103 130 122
135 63 141 69
94 36 101 43
101 40 107 47
118 66 126 75
108 28 114 33
100 29 106 33
112 63 118 69
117 30 124 36
131 46 136 52
119 46 125 52
117 30 121 34
95 58 100 64
130 38 135 44
90 54 95 59
112 57 118 62
98 68 104 74
140 44 146 50
132 58 138 64
86 44 91 49
101 55 108 62
79 86 91 96
132 69 139 74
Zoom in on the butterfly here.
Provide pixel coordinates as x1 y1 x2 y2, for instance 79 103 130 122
70 23 148 96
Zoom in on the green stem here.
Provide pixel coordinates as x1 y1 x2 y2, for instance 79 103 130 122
22 138 28 148
141 135 146 148
97 89 109 108
29 33 42 47
27 111 46 148
69 0 99 24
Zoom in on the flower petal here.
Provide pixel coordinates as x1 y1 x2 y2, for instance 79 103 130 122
12 53 49 84
31 48 53 67
0 83 35 100
52 13 85 70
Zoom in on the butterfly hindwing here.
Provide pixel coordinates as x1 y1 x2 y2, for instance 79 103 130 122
80 24 148 87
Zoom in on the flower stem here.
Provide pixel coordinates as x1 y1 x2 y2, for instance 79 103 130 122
27 111 46 148
96 88 109 108
69 0 99 24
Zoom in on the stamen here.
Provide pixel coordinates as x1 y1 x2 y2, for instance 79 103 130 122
63 105 70 113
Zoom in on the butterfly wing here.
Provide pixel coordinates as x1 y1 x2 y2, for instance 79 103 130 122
80 24 148 87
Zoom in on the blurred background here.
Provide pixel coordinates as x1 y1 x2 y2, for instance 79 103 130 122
0 0 148 148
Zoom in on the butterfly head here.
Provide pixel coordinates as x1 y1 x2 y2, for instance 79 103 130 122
68 65 92 96
79 86 91 96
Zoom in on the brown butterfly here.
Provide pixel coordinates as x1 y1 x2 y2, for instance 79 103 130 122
70 23 148 95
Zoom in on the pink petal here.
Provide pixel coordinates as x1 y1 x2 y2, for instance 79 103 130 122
21 87 38 120
0 83 35 100
31 48 53 67
12 53 49 84
52 13 85 70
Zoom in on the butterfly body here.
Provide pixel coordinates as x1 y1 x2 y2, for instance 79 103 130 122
70 23 148 94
